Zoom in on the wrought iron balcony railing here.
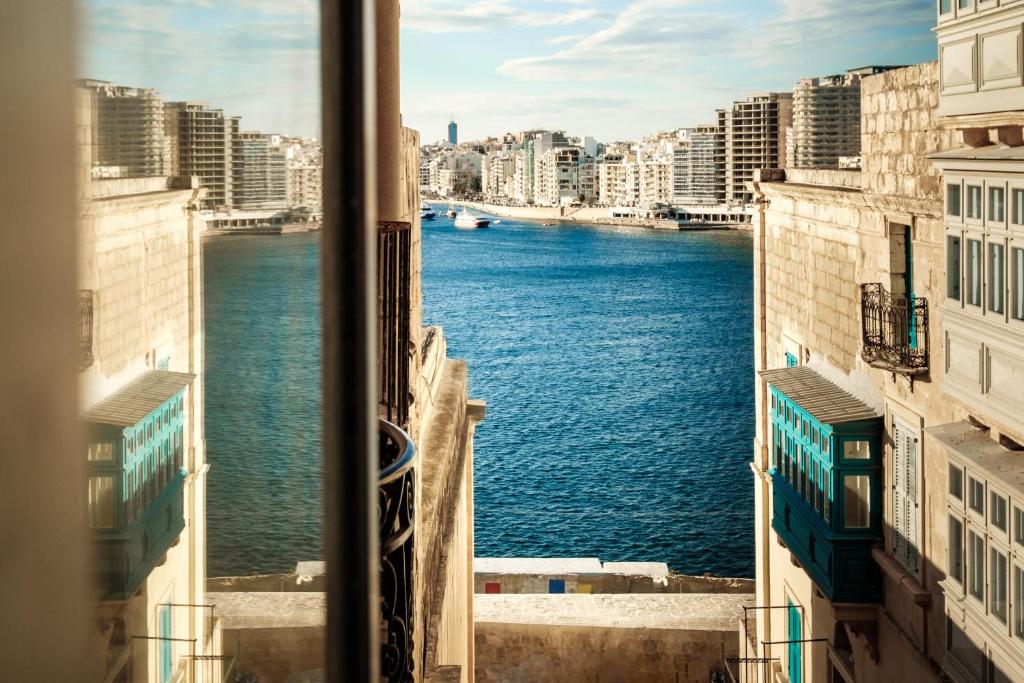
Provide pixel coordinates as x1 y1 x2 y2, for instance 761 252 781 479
379 418 415 683
378 221 411 428
860 283 928 374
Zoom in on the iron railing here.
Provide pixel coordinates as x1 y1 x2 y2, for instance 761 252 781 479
379 418 415 683
378 221 411 428
79 289 94 370
860 283 928 374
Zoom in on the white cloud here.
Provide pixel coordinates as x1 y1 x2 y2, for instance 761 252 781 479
402 0 607 33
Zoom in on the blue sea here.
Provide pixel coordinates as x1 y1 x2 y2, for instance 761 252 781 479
204 216 755 578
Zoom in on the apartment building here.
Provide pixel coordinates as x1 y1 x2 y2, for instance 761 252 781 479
726 93 792 204
673 122 726 205
746 4 1024 682
80 80 171 179
231 131 288 211
639 142 674 208
77 86 220 683
165 102 238 211
536 146 593 206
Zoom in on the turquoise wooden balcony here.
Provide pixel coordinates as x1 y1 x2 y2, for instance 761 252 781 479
761 366 884 603
83 370 194 600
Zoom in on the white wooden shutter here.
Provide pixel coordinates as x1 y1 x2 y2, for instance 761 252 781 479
893 420 919 573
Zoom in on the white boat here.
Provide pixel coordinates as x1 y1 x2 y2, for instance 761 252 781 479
454 209 490 229
420 203 436 221
446 206 457 218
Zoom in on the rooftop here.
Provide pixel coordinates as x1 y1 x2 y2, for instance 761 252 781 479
759 366 881 425
82 370 194 427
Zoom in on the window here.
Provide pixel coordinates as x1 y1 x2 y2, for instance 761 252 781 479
992 547 1008 623
1016 508 1024 547
992 491 1008 532
1016 566 1024 639
88 476 114 528
949 516 964 583
970 531 985 600
958 0 970 9
948 235 962 301
1013 247 1024 322
823 471 831 523
1015 189 1024 226
947 182 961 216
967 185 982 220
969 477 985 515
844 475 870 529
788 602 802 683
843 440 870 460
950 463 964 500
967 238 982 307
785 352 798 368
893 422 919 572
87 441 114 461
990 242 1005 314
989 186 1005 223
159 604 172 683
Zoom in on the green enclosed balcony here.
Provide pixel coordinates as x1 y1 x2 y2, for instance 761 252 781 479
761 366 884 603
82 370 194 600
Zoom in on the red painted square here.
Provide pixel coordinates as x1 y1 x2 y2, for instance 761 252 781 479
485 582 501 594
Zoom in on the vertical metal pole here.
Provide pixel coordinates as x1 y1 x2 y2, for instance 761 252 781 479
321 0 379 681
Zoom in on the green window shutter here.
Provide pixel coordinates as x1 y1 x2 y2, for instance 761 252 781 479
160 605 172 683
788 601 802 682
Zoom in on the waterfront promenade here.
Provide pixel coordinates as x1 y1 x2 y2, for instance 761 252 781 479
449 200 751 231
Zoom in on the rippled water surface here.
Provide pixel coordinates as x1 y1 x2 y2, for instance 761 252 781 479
205 218 755 578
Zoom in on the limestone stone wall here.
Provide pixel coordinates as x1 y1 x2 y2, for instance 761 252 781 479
752 62 973 682
474 571 754 595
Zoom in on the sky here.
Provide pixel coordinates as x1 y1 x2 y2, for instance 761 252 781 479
82 0 938 143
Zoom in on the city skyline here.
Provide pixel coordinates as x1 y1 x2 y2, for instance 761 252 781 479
82 0 938 142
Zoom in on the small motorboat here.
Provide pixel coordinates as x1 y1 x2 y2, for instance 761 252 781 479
454 209 490 229
446 206 457 218
421 203 436 221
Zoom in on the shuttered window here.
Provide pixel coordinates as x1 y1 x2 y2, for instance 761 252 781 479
893 420 920 573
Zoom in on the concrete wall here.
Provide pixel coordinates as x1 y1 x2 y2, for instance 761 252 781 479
475 572 754 595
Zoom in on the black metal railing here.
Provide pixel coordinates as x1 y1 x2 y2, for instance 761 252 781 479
379 418 415 683
378 222 411 428
79 289 94 370
860 283 928 374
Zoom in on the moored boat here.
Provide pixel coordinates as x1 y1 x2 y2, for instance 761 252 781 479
454 209 490 229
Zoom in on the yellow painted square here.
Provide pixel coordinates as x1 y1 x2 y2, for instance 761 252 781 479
577 583 592 594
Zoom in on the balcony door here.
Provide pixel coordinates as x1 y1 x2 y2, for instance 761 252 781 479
788 600 803 682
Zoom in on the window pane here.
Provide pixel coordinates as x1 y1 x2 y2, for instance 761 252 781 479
970 531 985 600
948 235 962 301
1016 508 1024 547
958 0 970 9
992 492 1008 532
992 547 1008 623
948 182 961 215
88 476 114 528
989 186 1005 223
967 239 982 306
949 516 964 583
949 463 964 500
1016 565 1024 639
843 440 870 460
967 185 982 219
990 242 1005 314
1013 247 1024 322
844 475 870 529
969 477 985 515
1015 190 1024 225
87 441 114 461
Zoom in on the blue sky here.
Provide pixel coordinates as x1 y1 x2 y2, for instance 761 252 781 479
82 0 937 143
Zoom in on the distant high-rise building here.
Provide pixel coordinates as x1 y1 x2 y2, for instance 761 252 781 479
165 101 238 211
79 80 171 179
724 93 793 204
674 121 726 205
448 118 458 145
232 131 288 210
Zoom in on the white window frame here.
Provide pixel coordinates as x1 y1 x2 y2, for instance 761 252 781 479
950 512 967 592
988 236 1008 320
1011 236 1024 329
1008 179 1024 230
965 232 985 311
968 472 988 524
892 418 920 575
968 526 987 608
966 180 985 226
991 483 1012 542
948 177 965 223
987 179 1008 229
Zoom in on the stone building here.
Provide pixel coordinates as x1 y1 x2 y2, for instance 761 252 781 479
77 85 221 683
747 3 1024 681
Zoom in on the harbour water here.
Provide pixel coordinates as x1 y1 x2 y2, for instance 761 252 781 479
204 217 755 578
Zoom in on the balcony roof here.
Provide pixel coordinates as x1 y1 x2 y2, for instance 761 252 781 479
759 366 881 425
83 370 194 427
928 421 1024 497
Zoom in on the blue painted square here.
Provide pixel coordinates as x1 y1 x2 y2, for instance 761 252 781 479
548 579 565 594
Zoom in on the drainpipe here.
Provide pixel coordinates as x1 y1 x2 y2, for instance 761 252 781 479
751 178 773 665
